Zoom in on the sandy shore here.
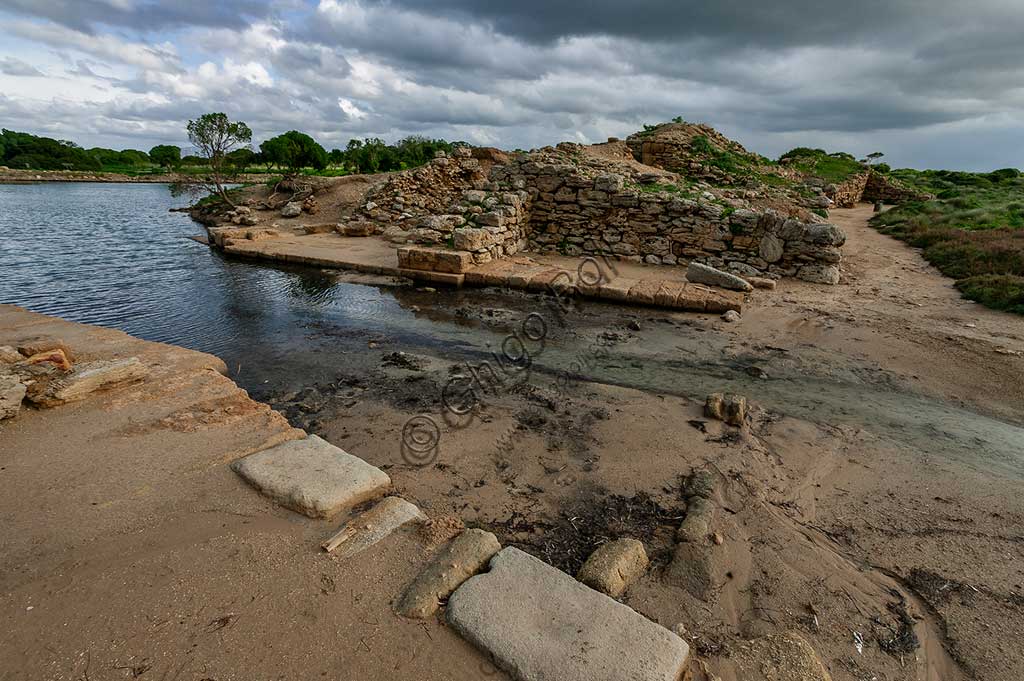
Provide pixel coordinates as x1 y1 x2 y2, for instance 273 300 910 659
2 205 1023 680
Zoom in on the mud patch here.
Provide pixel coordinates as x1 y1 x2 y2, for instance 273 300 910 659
494 487 685 575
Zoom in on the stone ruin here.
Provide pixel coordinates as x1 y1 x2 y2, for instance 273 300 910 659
344 123 920 285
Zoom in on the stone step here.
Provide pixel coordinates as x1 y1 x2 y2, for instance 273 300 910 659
231 435 391 519
447 547 690 681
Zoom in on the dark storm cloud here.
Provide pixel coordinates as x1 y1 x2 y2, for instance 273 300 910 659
0 0 277 34
1 0 1022 169
371 0 1018 46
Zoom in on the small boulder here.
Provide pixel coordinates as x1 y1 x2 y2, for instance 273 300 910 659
29 357 148 407
280 202 302 218
682 469 715 500
732 632 833 681
721 310 741 323
16 337 74 362
704 393 747 426
1 373 27 420
686 262 753 292
0 346 22 364
577 538 649 598
396 529 501 618
677 498 715 543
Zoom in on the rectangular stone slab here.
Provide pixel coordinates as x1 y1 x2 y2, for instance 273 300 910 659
447 547 690 681
231 435 390 518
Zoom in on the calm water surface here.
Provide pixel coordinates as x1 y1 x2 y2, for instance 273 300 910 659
0 183 418 356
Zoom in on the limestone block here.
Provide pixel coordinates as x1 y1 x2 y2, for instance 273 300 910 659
577 538 649 598
231 435 391 519
396 529 501 618
447 548 690 681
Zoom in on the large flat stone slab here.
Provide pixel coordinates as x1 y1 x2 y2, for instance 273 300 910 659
447 547 690 681
231 435 390 518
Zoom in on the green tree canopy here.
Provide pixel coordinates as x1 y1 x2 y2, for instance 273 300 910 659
149 144 181 169
259 130 328 172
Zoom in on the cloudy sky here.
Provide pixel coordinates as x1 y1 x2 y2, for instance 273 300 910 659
0 0 1022 170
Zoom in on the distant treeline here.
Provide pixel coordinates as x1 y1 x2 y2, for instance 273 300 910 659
0 128 468 175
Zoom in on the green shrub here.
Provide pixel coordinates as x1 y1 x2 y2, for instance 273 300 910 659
956 274 1024 314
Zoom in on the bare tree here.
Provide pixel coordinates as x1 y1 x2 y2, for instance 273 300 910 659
185 112 252 207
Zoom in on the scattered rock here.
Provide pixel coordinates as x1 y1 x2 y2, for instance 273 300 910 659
1 373 27 420
746 276 777 290
797 264 841 285
29 357 147 407
627 320 642 331
732 632 833 681
0 346 22 364
721 310 741 323
686 262 754 292
320 496 425 558
704 393 747 426
280 202 302 218
231 435 391 519
396 529 501 618
16 337 74 362
447 547 691 681
23 349 72 371
677 498 715 543
682 470 715 500
577 538 649 598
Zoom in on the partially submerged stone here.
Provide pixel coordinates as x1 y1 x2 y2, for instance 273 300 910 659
321 496 425 558
1 373 27 420
686 262 754 292
231 435 391 518
447 547 690 681
30 357 147 406
396 528 501 618
577 538 649 598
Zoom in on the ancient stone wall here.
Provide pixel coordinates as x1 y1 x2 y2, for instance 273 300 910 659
464 155 846 284
863 171 931 204
825 172 870 208
356 143 848 284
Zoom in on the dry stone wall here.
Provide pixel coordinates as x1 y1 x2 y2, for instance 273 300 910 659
357 144 848 284
478 154 846 284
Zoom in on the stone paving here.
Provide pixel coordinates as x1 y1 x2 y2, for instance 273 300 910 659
216 230 745 313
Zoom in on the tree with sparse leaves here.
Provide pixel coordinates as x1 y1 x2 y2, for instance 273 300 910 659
185 113 252 206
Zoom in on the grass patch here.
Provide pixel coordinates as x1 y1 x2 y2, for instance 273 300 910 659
871 168 1024 313
779 148 865 184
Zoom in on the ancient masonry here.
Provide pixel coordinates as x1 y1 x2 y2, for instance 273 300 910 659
355 144 847 285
